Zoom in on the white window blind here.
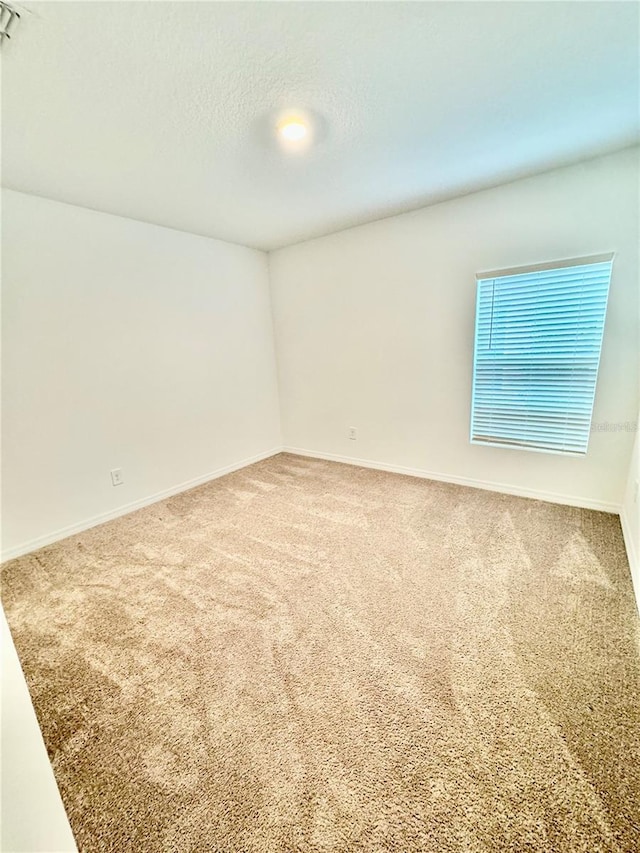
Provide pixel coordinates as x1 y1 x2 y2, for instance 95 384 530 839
470 254 613 456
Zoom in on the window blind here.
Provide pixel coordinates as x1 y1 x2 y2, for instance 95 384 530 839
470 255 613 456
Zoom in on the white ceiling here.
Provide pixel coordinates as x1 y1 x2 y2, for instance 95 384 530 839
3 1 639 250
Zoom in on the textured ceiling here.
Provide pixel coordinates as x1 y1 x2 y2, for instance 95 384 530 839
3 1 639 250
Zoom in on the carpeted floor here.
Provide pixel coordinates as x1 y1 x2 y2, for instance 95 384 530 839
2 453 639 852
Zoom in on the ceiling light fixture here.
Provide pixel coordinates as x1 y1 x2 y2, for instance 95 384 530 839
278 118 308 143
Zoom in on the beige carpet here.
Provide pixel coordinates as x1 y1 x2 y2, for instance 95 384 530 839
2 453 639 852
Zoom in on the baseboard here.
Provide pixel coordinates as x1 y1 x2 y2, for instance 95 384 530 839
1 447 283 563
282 446 621 514
620 505 640 615
3 445 626 565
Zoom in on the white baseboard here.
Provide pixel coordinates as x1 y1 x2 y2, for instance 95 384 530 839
282 446 621 514
620 505 640 615
1 447 282 563
3 444 628 568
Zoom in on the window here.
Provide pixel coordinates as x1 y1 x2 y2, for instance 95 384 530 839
470 254 613 456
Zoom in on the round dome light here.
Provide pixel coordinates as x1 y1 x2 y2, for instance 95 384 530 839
278 119 308 142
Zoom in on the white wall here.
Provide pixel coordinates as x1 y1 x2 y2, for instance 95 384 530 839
1 609 77 852
270 147 640 511
1 190 281 559
621 415 640 610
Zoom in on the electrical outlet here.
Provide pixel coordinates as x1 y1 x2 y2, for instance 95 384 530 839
110 468 124 486
348 427 357 440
